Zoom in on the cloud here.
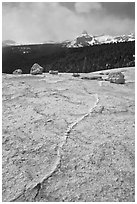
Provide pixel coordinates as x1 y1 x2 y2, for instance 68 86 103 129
2 2 86 43
2 2 135 44
89 15 135 36
75 2 102 13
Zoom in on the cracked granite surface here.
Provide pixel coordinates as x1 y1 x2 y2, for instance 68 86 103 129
2 67 135 202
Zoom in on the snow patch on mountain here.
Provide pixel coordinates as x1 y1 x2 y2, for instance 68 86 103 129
2 32 135 49
66 31 135 48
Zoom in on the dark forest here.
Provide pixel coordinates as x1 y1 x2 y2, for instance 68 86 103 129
2 41 135 74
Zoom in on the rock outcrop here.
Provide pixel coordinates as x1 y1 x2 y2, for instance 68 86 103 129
107 72 125 84
13 69 22 74
2 67 135 202
30 63 43 75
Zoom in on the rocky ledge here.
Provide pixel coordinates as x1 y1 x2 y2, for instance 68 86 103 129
2 67 135 202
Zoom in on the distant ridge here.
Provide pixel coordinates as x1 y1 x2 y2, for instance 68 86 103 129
2 40 17 47
66 31 135 48
2 32 135 48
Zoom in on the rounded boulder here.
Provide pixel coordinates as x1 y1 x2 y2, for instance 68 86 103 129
108 72 125 84
30 63 44 75
13 69 22 74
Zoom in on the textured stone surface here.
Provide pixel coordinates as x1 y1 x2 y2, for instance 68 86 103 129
2 67 135 202
30 63 43 75
107 72 125 84
13 69 22 74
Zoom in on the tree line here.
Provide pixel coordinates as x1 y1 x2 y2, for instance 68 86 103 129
2 41 135 74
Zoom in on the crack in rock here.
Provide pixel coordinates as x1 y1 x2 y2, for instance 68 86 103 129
9 93 99 202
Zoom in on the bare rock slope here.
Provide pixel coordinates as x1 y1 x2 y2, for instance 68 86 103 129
2 67 135 202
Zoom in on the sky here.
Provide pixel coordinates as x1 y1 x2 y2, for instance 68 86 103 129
2 2 135 44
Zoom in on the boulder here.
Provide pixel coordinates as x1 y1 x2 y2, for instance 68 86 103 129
49 70 58 75
72 73 80 77
107 72 125 84
13 69 22 74
30 63 43 75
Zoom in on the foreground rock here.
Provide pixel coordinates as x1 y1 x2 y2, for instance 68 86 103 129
2 67 135 202
30 63 43 75
13 69 22 74
106 72 125 84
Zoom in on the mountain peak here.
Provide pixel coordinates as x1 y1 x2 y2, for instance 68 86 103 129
66 32 135 48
